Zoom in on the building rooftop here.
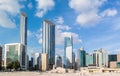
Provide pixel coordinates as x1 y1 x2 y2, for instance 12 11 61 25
21 12 27 17
44 20 55 25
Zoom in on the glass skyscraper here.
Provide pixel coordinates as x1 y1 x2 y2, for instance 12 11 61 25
64 35 73 69
20 12 27 70
42 20 55 69
85 53 93 66
20 12 27 45
78 47 86 68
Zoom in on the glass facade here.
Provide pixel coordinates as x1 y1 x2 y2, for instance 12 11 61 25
108 54 117 67
64 36 73 68
20 12 27 70
117 62 120 68
86 54 93 66
78 48 86 67
20 12 27 45
6 45 19 66
42 20 55 69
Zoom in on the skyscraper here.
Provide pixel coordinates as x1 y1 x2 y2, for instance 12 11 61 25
42 20 55 69
93 48 108 67
20 12 27 70
93 50 102 67
85 53 93 66
20 12 27 45
31 52 41 70
78 47 86 68
0 45 2 70
64 35 73 69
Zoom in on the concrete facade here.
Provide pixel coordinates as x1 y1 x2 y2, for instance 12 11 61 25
110 61 117 68
41 53 48 71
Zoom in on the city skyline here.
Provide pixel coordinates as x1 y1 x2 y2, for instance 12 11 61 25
0 0 120 58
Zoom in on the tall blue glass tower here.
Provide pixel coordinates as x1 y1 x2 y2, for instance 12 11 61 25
42 20 55 69
20 12 27 70
78 47 86 68
64 35 73 69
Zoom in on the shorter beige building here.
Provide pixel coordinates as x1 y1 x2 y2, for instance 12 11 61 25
41 53 48 71
117 54 120 62
110 61 117 68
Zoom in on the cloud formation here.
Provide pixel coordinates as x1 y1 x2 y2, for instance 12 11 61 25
0 0 21 28
35 0 55 17
69 0 107 26
101 9 118 17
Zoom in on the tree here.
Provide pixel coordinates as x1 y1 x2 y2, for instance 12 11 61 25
7 62 14 70
13 60 20 70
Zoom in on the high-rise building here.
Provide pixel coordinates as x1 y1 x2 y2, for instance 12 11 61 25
78 47 86 68
20 12 27 70
42 20 55 69
64 35 73 69
31 52 41 70
93 50 102 67
55 55 62 67
20 12 27 45
4 43 24 69
85 53 93 66
0 45 2 70
93 48 108 67
99 48 108 67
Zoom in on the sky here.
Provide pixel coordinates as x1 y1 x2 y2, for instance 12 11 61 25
0 0 120 58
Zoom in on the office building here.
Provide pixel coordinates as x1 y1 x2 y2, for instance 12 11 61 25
117 54 120 62
31 52 41 70
72 52 75 69
86 53 93 66
78 47 86 68
41 53 48 71
108 54 117 67
0 45 2 70
4 43 24 69
93 50 102 67
55 55 62 67
99 48 108 67
93 48 108 67
20 12 27 45
64 35 73 69
42 20 55 69
108 54 120 68
20 12 27 70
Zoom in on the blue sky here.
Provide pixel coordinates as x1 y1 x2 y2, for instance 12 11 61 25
0 0 120 57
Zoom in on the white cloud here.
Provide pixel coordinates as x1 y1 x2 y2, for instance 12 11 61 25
56 27 82 45
28 2 33 9
0 12 16 28
27 30 33 37
76 11 100 26
56 24 71 31
35 0 55 17
101 9 118 17
0 0 21 28
55 16 64 24
69 0 106 26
